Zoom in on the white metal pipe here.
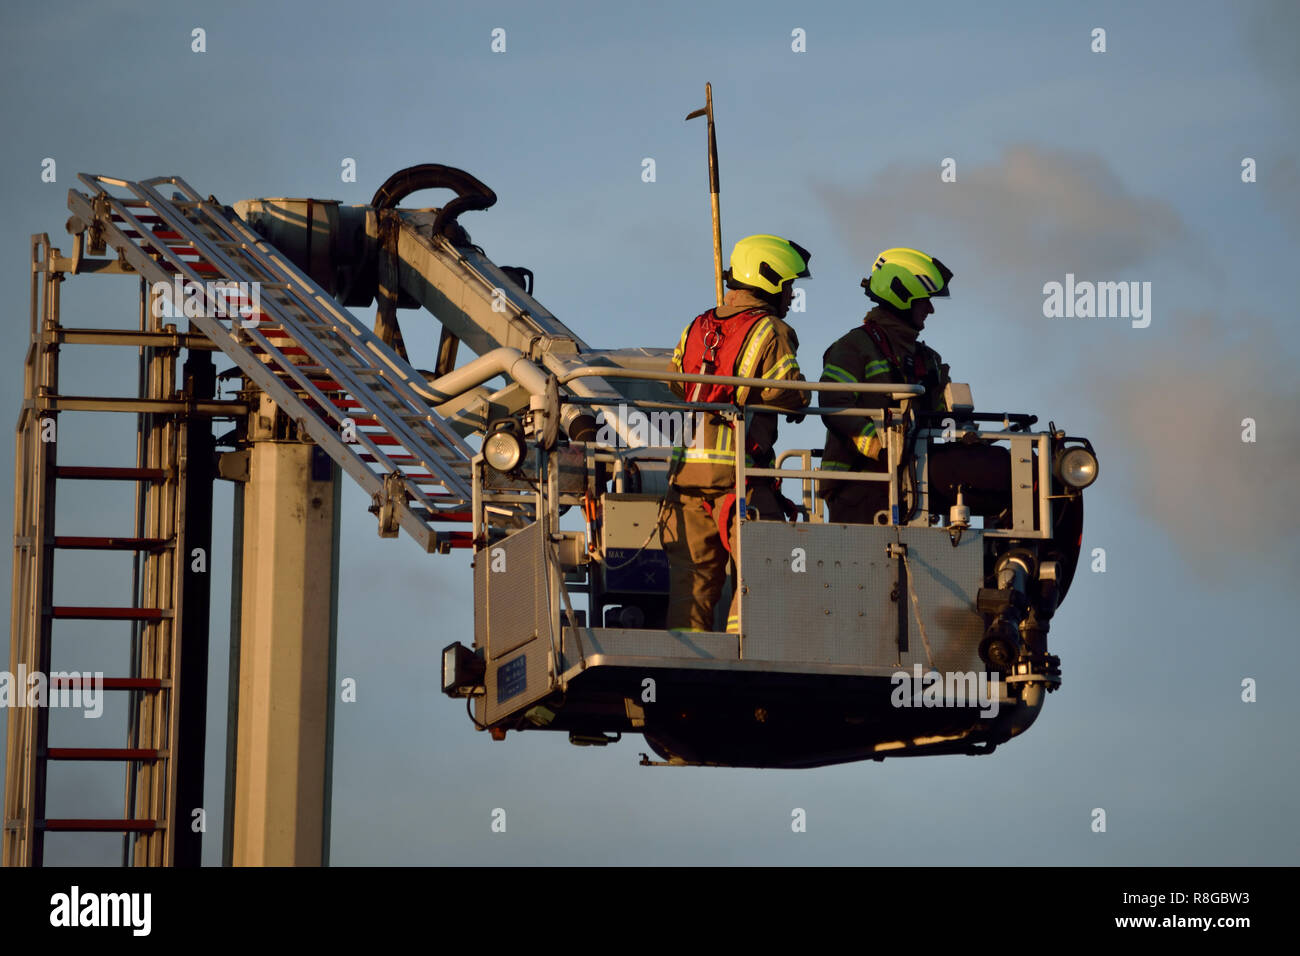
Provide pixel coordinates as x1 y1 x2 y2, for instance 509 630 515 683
368 345 550 404
558 365 922 396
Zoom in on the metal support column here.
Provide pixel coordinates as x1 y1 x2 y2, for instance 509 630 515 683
230 394 339 866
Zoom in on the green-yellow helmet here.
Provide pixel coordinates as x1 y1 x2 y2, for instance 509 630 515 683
863 247 953 310
726 234 812 295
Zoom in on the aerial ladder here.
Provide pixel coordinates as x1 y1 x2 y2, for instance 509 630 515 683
3 167 679 866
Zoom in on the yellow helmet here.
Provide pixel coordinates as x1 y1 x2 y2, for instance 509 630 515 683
726 234 812 295
863 247 952 310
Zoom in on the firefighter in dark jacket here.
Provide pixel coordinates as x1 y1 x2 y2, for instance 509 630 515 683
818 248 950 524
662 234 811 633
819 247 1013 526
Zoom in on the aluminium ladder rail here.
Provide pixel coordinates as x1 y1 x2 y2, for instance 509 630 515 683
68 174 477 553
5 236 196 866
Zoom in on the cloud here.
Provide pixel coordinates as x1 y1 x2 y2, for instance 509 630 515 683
814 145 1194 301
1240 1 1300 236
818 149 1296 573
1094 312 1300 573
1241 0 1300 106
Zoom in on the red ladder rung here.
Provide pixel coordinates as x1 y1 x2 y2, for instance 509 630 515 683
50 677 162 691
51 606 166 621
40 818 159 832
55 466 165 481
54 536 171 551
46 748 159 761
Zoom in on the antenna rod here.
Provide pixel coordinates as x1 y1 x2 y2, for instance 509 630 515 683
686 82 723 307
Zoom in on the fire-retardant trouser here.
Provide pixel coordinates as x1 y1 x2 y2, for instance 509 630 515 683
661 480 781 633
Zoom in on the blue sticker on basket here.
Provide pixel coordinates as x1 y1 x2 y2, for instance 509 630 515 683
497 654 527 703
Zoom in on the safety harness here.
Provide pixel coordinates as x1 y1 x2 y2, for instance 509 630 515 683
863 318 927 383
682 308 768 403
676 307 799 547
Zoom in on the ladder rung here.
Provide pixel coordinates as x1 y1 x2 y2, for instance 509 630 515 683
413 509 472 522
55 466 165 481
51 606 167 621
307 378 345 391
40 818 159 832
55 328 217 349
54 536 171 551
46 748 159 761
50 677 163 691
75 180 476 517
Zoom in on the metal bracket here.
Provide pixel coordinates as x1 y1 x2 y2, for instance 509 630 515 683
638 753 699 767
370 471 409 538
623 697 647 729
87 194 109 256
216 450 250 483
570 731 620 747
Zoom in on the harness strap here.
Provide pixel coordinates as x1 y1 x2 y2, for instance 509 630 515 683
863 319 926 382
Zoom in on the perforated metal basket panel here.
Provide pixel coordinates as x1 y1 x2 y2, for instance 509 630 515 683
739 522 899 666
475 521 556 724
739 522 987 673
897 527 985 673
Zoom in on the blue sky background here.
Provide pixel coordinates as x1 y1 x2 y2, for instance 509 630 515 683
1 0 1297 864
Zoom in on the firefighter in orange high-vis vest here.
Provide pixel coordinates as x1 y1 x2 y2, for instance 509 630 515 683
661 234 812 633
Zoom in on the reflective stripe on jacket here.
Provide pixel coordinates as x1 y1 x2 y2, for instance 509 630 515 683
818 306 950 498
671 289 809 489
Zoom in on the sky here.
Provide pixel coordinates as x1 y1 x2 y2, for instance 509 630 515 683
0 0 1297 865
